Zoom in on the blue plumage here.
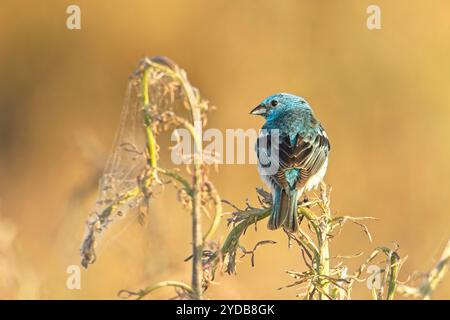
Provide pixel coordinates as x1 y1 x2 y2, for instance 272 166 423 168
250 93 330 232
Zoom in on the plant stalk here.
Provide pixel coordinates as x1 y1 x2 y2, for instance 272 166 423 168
318 185 331 300
180 68 204 300
318 218 331 299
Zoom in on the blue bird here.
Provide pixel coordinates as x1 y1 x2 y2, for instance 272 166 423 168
250 93 330 232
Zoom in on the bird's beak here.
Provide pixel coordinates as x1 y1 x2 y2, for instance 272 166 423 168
250 104 267 116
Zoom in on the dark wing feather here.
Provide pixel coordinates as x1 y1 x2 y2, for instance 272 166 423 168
257 126 330 189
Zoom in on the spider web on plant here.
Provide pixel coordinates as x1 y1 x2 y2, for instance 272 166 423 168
80 59 187 268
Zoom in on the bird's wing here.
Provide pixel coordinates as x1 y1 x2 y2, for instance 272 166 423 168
257 126 330 189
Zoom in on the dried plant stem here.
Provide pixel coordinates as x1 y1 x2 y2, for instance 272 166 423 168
221 208 271 255
146 59 207 300
108 58 224 299
118 281 193 300
317 186 331 300
139 59 208 299
142 67 158 169
159 114 209 280
318 220 331 300
386 251 400 300
156 168 192 193
203 182 222 242
420 239 450 299
182 68 204 301
398 238 450 299
191 164 203 299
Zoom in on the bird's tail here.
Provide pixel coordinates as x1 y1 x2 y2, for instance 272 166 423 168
268 187 299 232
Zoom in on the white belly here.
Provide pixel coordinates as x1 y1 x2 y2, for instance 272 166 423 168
304 158 328 192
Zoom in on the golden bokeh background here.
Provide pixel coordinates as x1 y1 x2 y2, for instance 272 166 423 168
0 0 449 299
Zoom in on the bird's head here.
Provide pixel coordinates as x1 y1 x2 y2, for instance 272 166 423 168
250 93 310 118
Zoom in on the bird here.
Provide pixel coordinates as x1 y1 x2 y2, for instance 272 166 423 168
250 93 330 232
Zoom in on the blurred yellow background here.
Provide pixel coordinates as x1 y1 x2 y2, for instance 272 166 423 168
0 0 449 299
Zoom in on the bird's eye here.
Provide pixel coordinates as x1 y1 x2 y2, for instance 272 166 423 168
271 100 278 107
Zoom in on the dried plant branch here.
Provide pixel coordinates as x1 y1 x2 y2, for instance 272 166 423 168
81 56 223 300
221 207 271 274
80 185 140 268
202 181 223 242
386 250 400 300
317 183 331 300
239 240 277 267
118 281 193 300
397 238 450 300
